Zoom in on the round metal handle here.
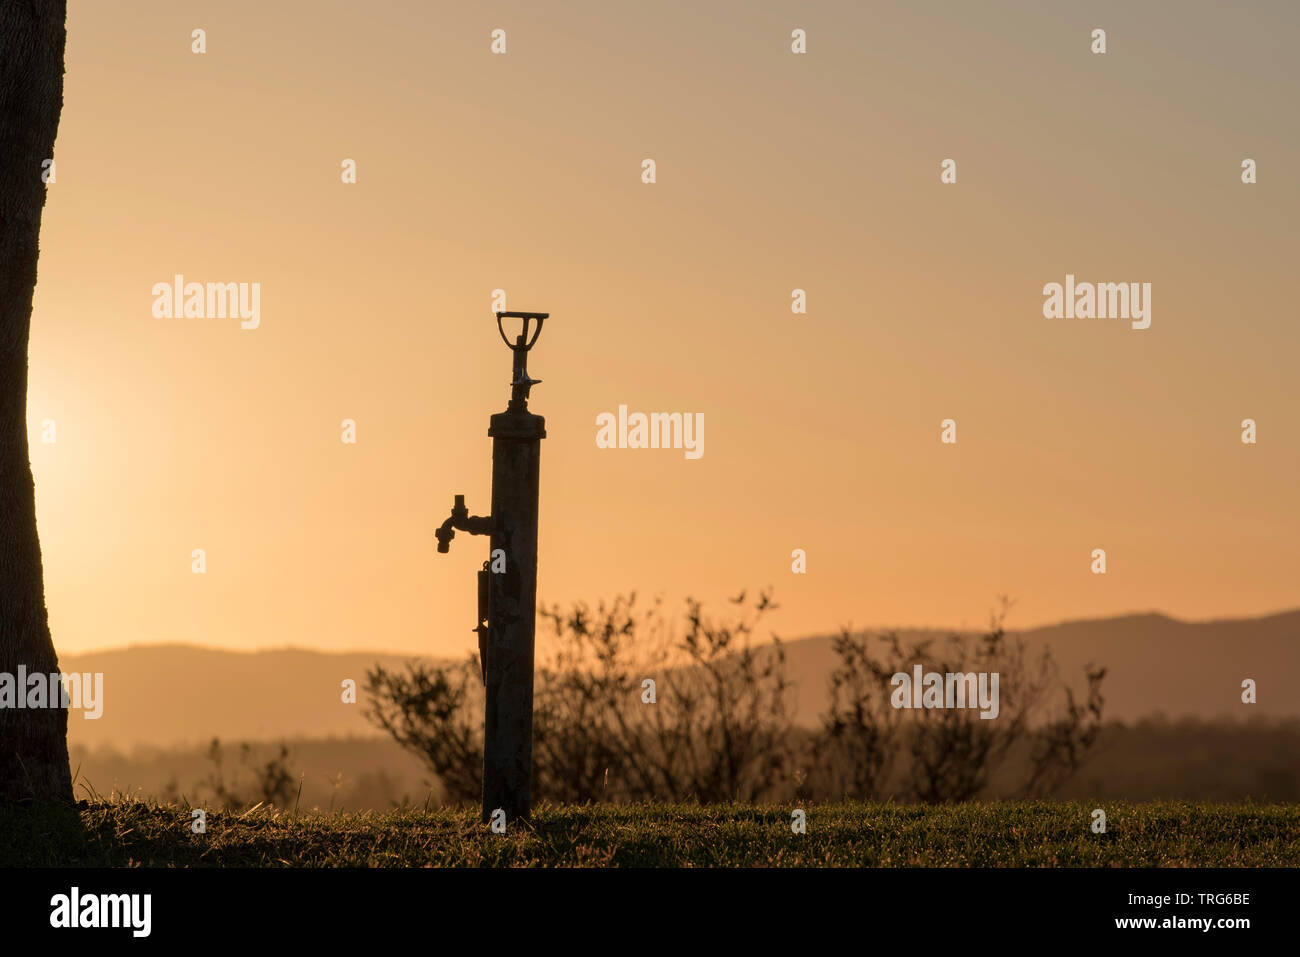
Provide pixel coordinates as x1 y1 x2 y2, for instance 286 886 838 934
496 311 547 352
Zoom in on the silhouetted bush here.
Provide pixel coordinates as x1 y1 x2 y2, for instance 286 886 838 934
160 738 298 810
810 601 1105 802
368 591 792 803
367 592 1104 804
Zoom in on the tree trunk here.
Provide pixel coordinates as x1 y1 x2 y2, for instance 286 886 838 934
0 0 72 804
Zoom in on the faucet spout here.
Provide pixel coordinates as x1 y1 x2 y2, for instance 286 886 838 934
435 494 492 552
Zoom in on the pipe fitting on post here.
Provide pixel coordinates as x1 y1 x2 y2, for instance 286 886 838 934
435 493 492 552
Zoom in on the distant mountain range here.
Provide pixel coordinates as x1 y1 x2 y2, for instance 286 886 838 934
61 610 1300 750
778 610 1300 729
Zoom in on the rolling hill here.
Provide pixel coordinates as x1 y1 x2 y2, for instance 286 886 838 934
60 609 1300 750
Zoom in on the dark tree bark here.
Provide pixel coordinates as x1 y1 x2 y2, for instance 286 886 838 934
0 0 72 804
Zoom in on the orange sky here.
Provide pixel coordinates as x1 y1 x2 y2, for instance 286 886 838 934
29 0 1299 656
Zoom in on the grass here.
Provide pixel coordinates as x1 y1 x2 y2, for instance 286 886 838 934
2 799 1297 867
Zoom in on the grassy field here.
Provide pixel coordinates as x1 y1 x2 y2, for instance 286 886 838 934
3 800 1297 867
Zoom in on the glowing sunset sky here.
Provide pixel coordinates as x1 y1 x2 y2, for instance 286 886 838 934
29 0 1299 656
